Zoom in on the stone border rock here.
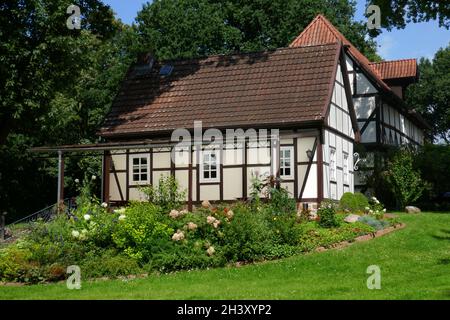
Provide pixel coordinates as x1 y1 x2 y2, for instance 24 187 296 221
314 223 406 253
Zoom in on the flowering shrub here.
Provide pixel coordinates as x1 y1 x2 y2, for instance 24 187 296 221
111 202 173 262
317 201 339 228
365 196 386 220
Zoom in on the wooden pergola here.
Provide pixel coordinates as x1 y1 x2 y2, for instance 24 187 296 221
31 139 188 209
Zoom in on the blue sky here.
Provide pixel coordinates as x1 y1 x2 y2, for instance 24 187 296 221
103 0 449 61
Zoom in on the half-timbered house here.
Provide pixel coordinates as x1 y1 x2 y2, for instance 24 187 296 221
34 15 428 211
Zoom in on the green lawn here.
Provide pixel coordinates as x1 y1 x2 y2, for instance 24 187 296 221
1 212 449 300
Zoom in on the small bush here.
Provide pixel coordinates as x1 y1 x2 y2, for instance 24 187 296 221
358 215 390 230
112 202 173 262
80 249 142 278
267 187 297 215
140 175 186 212
339 192 369 214
317 201 339 228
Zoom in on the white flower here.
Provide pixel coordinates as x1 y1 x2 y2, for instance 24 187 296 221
91 175 97 180
113 208 126 214
202 200 211 208
118 214 126 221
213 220 221 229
187 222 197 231
169 209 180 219
225 210 234 219
74 178 80 184
206 216 216 224
83 214 91 221
365 207 370 211
383 208 387 212
369 209 374 214
101 202 108 208
172 230 185 241
71 230 80 238
206 246 215 256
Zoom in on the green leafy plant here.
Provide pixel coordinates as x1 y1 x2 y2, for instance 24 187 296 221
111 202 173 262
317 201 339 228
140 175 186 212
339 192 369 214
267 187 297 215
385 149 426 209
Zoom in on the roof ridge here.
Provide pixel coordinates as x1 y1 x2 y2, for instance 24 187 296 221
150 43 340 68
370 58 417 65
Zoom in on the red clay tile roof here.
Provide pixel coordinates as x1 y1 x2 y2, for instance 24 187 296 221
290 14 428 129
370 59 417 80
99 43 341 138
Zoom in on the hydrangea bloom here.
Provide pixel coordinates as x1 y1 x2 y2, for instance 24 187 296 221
83 214 91 221
101 202 108 208
71 230 80 238
118 214 126 221
172 230 185 241
187 222 197 231
206 246 215 256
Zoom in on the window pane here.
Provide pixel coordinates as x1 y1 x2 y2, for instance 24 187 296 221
204 171 210 179
141 158 147 165
133 168 139 174
285 168 291 176
141 174 147 181
133 158 139 165
211 165 217 171
211 171 217 179
280 168 285 176
133 174 140 181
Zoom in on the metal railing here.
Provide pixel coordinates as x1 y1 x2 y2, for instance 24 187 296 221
7 198 77 226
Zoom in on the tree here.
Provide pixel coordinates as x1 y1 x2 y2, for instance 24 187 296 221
0 0 117 146
135 0 380 61
385 149 426 209
0 1 136 220
368 0 450 30
406 45 450 143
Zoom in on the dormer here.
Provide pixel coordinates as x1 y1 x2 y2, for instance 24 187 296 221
369 59 418 100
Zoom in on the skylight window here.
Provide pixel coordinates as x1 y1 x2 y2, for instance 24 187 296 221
159 64 174 76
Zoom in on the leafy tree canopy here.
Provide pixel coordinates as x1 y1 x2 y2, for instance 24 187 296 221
368 0 450 30
135 0 380 61
406 44 450 143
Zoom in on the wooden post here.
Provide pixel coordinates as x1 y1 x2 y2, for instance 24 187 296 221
102 150 111 205
188 145 193 212
0 212 7 240
57 150 65 210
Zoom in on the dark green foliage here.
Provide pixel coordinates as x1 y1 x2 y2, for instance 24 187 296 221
267 187 297 215
317 201 339 228
339 192 369 213
385 149 426 209
369 0 450 30
406 45 450 143
136 0 379 60
140 175 187 212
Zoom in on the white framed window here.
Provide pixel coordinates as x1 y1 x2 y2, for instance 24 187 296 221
330 147 336 181
343 152 349 185
280 146 294 180
130 154 150 184
200 149 220 183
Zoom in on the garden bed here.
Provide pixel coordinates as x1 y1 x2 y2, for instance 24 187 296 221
0 177 398 285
